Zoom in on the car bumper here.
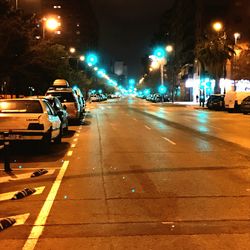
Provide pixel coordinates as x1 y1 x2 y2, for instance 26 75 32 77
0 131 45 141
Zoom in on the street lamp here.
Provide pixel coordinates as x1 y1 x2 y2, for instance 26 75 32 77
166 45 174 53
212 21 223 32
69 47 76 54
42 17 60 39
153 47 166 87
79 55 85 61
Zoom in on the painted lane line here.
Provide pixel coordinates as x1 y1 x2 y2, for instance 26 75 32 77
0 213 30 226
22 161 69 250
0 186 45 202
145 125 151 130
0 170 55 184
73 138 78 142
67 151 73 157
162 137 176 145
71 144 76 148
133 118 137 121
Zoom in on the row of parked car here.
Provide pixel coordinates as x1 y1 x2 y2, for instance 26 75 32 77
0 79 86 147
206 91 250 114
138 93 170 103
89 94 108 102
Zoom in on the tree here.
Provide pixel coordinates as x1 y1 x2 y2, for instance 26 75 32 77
234 43 250 80
196 34 235 93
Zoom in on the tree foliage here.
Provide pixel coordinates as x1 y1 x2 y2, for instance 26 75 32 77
196 34 235 93
234 44 250 80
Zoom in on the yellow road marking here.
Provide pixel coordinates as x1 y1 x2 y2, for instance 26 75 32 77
22 161 69 250
67 151 73 157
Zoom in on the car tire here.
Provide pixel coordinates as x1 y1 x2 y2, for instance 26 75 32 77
54 128 62 144
41 130 52 148
243 112 248 115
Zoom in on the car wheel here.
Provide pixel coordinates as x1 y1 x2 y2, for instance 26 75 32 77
54 128 62 144
243 112 248 115
41 130 52 148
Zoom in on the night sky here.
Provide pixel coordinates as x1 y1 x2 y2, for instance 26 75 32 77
90 0 173 78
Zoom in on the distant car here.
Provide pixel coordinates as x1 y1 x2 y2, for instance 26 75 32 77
44 96 69 131
46 88 82 122
0 99 62 145
90 94 100 102
206 94 225 110
241 96 250 114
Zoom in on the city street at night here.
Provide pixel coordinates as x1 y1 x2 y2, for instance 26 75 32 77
1 97 250 250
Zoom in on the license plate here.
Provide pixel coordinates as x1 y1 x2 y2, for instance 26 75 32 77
0 134 22 140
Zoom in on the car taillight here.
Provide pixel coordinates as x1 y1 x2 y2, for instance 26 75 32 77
28 123 44 130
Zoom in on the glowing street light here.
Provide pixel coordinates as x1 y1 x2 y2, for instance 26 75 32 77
79 55 85 61
86 53 98 66
166 45 174 53
42 17 60 39
69 47 76 54
153 47 166 59
46 18 60 31
212 21 223 32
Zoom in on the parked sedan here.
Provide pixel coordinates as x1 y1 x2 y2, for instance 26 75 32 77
0 99 62 145
206 94 225 110
241 96 250 114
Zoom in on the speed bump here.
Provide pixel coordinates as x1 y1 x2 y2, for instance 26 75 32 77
0 218 16 231
11 188 36 200
31 169 48 177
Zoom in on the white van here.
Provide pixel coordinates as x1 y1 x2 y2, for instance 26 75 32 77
224 91 250 112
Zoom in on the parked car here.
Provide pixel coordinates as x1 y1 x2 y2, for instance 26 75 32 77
241 96 250 114
224 91 250 112
46 88 82 122
0 98 62 145
206 94 225 110
44 96 69 131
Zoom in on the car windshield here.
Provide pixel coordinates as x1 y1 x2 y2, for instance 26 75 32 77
0 100 43 113
47 92 75 103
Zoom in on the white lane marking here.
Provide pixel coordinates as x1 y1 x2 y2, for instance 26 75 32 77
162 137 176 145
22 161 69 250
75 134 80 137
73 138 78 142
145 125 151 130
67 151 73 157
0 170 55 184
0 213 30 226
133 118 137 121
162 221 174 225
71 144 76 148
0 186 45 202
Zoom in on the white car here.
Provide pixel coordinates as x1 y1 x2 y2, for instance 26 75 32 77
0 98 62 145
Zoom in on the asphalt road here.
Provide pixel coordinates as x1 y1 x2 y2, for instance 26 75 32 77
1 97 250 250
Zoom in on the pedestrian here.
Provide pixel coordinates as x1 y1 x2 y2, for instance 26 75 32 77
196 95 199 103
